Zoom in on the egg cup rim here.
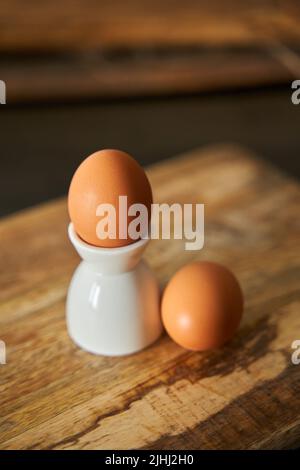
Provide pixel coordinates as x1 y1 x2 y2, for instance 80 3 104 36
68 222 150 255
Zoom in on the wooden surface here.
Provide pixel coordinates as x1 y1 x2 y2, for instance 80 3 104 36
0 144 300 449
1 1 300 52
1 47 296 104
1 1 300 102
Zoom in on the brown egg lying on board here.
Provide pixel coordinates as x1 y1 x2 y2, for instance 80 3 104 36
68 149 153 248
162 261 244 351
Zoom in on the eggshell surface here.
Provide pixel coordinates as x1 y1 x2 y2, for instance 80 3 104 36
162 261 244 351
68 149 153 248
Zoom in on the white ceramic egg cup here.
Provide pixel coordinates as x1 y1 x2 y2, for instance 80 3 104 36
66 223 163 356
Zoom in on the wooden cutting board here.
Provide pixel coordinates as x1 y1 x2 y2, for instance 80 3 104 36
0 144 299 450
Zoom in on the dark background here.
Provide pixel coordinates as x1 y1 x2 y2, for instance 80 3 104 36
1 84 299 217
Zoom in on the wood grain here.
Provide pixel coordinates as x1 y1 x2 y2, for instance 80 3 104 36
2 0 300 102
1 48 294 104
0 144 300 449
1 1 300 52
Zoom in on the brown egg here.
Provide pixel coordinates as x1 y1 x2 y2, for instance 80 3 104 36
162 261 243 351
68 149 153 248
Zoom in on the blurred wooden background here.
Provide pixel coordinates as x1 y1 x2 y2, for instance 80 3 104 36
1 1 300 217
1 0 300 102
2 0 300 52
